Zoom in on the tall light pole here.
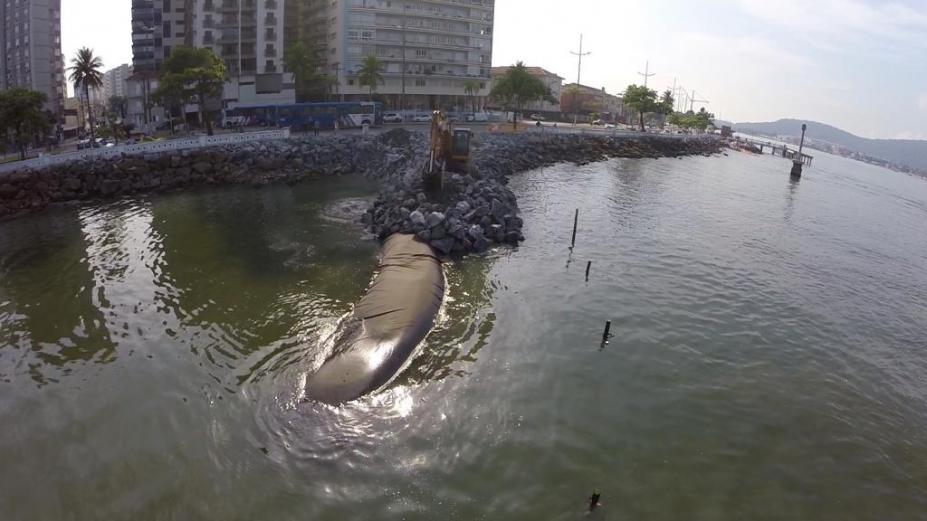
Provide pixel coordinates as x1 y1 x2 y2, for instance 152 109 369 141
569 34 591 128
400 3 407 112
689 90 709 112
570 34 591 86
638 60 654 87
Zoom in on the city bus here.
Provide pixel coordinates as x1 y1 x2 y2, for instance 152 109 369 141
223 101 383 130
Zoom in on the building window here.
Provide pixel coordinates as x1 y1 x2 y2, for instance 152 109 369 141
415 79 426 87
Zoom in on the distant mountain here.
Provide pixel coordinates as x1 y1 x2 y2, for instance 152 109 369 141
733 119 927 172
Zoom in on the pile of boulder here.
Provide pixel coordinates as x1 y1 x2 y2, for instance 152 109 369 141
362 131 722 256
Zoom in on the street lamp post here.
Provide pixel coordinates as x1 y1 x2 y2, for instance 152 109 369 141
400 3 407 112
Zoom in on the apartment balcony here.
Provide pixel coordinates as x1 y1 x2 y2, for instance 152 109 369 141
264 15 278 26
347 4 491 25
264 47 277 57
265 0 277 8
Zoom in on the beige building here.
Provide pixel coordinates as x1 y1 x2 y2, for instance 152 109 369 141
491 66 563 113
0 0 66 119
561 83 624 122
61 96 84 137
287 0 495 111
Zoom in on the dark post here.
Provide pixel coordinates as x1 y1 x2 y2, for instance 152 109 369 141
585 261 592 281
798 123 807 156
601 321 612 344
791 123 807 179
570 209 579 249
588 490 601 512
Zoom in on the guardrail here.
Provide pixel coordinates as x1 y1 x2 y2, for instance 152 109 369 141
0 128 291 175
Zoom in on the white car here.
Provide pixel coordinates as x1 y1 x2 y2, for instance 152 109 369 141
411 113 432 122
383 112 403 123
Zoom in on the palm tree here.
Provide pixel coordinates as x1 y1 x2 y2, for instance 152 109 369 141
463 79 480 113
68 48 104 143
357 56 383 101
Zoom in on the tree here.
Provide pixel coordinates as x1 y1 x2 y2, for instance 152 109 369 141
463 79 481 113
490 62 548 130
666 108 715 132
562 85 583 126
107 95 128 122
660 89 675 114
156 46 226 135
357 56 384 101
0 88 51 160
68 47 104 142
284 42 331 102
151 79 185 135
623 84 663 132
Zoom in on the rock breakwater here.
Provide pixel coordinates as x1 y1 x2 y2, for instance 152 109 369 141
0 133 418 219
363 132 722 255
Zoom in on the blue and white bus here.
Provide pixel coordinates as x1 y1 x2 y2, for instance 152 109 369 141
223 101 383 130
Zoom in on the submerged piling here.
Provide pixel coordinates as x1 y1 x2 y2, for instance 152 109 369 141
585 261 592 281
570 209 579 249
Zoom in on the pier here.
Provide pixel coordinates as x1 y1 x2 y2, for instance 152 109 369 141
733 136 814 166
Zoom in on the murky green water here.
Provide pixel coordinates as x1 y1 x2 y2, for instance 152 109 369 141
2 150 927 520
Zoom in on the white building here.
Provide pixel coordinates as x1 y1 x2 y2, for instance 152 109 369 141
287 0 495 111
102 63 130 101
190 0 295 108
130 0 294 126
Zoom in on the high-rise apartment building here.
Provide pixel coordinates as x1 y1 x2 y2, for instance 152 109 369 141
0 0 66 119
285 0 495 111
130 0 294 120
102 64 130 101
191 0 294 107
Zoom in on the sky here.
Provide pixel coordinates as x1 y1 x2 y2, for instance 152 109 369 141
62 0 927 140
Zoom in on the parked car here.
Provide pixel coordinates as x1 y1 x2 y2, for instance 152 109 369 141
411 113 432 122
529 113 545 121
383 112 403 123
591 119 604 126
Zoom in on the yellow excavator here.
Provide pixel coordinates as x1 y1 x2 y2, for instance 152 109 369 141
424 110 471 191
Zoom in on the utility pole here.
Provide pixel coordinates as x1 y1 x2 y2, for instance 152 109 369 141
569 34 591 128
400 3 407 112
689 90 709 112
570 34 591 86
637 60 655 87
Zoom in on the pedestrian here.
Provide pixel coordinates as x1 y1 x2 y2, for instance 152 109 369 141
313 119 320 136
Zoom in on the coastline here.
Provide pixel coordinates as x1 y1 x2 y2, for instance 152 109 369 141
0 131 722 256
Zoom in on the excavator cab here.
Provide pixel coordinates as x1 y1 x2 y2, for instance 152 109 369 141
424 111 471 191
449 128 471 170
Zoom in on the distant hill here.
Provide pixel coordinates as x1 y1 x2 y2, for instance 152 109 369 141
733 119 927 171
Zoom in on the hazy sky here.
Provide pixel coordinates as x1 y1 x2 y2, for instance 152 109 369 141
62 0 927 140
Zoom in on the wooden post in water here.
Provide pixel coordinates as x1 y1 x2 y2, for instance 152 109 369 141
570 209 579 249
791 123 807 179
601 321 612 344
585 261 592 281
